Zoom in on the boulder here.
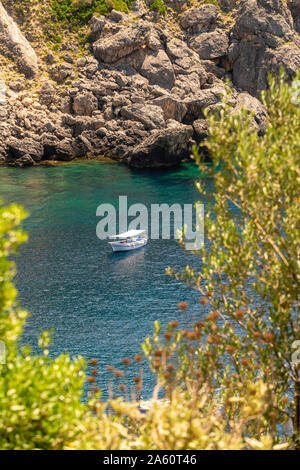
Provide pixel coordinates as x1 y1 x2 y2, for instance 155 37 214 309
13 154 36 167
42 134 60 159
233 92 268 134
39 81 57 107
7 137 43 162
114 47 147 71
140 49 175 89
262 45 300 83
189 30 229 60
72 91 98 116
55 139 76 161
8 79 26 92
193 118 209 144
0 2 38 78
91 15 107 36
180 5 220 33
45 52 55 65
171 72 204 100
123 121 193 168
62 115 105 136
152 96 187 122
166 39 208 84
233 0 294 41
50 63 73 82
120 103 165 130
184 87 226 122
93 23 151 63
109 9 126 23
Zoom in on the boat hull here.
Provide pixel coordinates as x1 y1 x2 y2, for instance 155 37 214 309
110 238 148 252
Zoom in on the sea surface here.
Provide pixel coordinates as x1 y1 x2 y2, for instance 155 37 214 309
0 160 213 399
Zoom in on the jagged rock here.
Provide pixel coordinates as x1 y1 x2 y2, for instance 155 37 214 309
0 2 38 78
91 15 107 36
57 95 72 114
230 0 300 95
120 103 165 130
72 91 98 116
201 59 227 79
219 0 239 12
45 52 55 65
140 48 175 89
55 139 76 161
171 72 204 100
62 114 105 136
147 34 162 51
233 0 294 41
1 1 300 169
233 92 268 134
109 9 126 23
288 0 300 32
230 41 300 96
7 137 43 162
9 79 26 92
74 135 92 157
180 5 220 34
184 87 226 122
13 154 35 167
50 63 73 82
123 121 193 168
166 39 208 83
152 96 187 122
42 134 60 159
148 84 170 97
39 81 57 107
94 119 149 160
193 119 209 144
93 23 151 63
263 45 300 81
114 47 147 71
190 30 229 60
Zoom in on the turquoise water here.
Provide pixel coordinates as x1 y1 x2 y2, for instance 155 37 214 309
0 160 212 398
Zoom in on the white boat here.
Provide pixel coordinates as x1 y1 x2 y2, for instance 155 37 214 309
108 229 148 252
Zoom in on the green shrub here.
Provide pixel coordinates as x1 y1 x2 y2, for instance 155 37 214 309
149 0 166 16
50 0 132 26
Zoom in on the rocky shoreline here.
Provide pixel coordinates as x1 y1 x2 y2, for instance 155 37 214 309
0 0 299 168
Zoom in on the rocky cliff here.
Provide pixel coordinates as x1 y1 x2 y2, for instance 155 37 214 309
0 0 299 168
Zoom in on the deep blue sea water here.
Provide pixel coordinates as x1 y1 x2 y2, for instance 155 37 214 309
0 160 212 399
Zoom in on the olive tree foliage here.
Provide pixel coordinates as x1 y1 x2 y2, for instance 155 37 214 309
166 70 300 441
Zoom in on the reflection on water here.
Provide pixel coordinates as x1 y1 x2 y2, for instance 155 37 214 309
109 247 146 272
